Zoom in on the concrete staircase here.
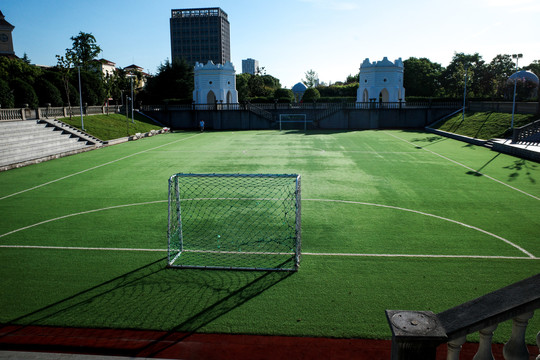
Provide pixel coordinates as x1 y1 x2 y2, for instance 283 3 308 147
0 120 101 170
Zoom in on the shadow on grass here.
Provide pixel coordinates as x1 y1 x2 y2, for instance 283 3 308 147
466 153 501 176
410 135 447 149
259 129 353 136
503 159 537 184
473 112 493 139
1 257 293 356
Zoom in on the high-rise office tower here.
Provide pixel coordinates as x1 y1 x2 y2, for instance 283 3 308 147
242 58 259 75
170 7 231 66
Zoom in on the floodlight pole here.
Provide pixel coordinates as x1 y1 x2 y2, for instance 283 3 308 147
462 65 468 123
510 54 523 130
126 94 130 136
77 66 85 131
130 76 134 123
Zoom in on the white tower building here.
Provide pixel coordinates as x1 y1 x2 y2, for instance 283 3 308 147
356 57 405 103
193 61 239 105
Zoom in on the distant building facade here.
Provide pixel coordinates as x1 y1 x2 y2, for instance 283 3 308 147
356 57 405 103
170 7 231 66
0 10 16 58
92 59 117 77
124 64 150 89
193 61 238 105
242 58 259 75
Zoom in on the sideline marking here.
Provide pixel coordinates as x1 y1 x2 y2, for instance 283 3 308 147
0 245 535 260
0 198 535 258
384 131 540 201
0 133 201 201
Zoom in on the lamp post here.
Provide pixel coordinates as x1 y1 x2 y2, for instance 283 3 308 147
462 65 469 123
126 94 130 136
77 66 85 131
126 74 135 123
510 53 523 129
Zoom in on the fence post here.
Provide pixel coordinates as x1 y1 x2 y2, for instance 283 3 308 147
386 310 447 360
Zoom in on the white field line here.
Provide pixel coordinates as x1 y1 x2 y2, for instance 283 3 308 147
304 198 535 258
0 198 536 259
302 252 538 260
0 244 536 260
0 245 166 252
0 133 201 201
384 131 540 201
0 200 167 239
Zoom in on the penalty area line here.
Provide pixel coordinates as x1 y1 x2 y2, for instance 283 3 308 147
0 245 536 260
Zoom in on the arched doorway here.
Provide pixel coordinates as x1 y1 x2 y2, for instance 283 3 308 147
363 89 369 102
206 90 216 105
379 88 389 103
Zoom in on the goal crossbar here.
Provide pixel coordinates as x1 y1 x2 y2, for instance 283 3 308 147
279 114 311 131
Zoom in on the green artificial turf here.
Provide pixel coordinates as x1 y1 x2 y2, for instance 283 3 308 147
433 111 537 139
58 112 163 140
0 130 539 344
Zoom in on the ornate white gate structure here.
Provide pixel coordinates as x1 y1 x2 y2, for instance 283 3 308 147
356 57 406 103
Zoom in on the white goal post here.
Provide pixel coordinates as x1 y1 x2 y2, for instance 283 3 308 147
279 114 310 131
168 173 302 271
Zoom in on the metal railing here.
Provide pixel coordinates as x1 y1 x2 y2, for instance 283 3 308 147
0 105 122 121
512 119 540 144
140 101 462 112
387 273 539 359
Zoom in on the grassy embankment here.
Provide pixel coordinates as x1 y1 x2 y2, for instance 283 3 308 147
433 111 538 139
59 112 163 141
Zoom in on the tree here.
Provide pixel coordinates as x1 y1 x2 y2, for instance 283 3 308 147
403 57 443 97
261 74 281 90
35 78 63 106
55 52 75 115
302 87 320 102
79 69 105 105
11 79 38 108
247 75 269 97
524 60 540 115
0 78 15 108
302 69 319 88
141 58 193 104
274 88 294 102
22 53 31 64
0 56 42 85
345 73 359 84
236 73 250 102
489 54 515 99
440 52 486 98
524 60 540 78
67 32 102 69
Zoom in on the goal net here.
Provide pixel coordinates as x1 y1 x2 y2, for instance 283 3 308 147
279 114 310 131
168 173 301 271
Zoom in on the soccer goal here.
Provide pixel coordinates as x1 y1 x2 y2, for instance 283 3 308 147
279 114 310 131
168 173 302 271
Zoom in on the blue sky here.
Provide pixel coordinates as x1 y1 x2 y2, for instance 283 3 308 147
3 0 539 88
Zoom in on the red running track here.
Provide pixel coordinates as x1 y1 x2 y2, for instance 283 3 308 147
0 325 538 359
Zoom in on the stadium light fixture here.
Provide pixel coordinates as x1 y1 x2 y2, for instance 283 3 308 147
510 54 523 130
